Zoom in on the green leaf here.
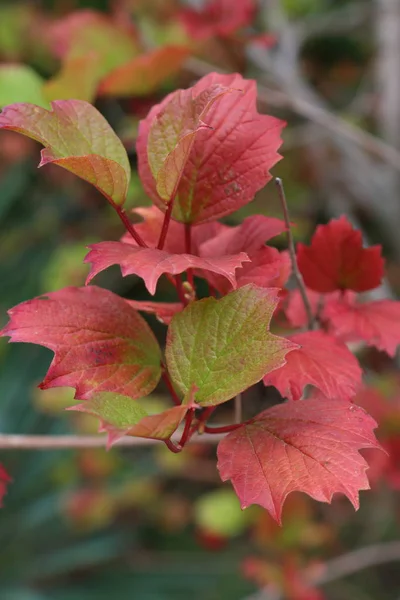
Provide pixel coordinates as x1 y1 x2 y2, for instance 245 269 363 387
0 65 48 108
0 100 130 206
69 391 189 446
165 284 297 406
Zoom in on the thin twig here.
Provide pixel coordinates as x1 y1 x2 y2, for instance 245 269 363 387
0 432 222 450
274 178 314 329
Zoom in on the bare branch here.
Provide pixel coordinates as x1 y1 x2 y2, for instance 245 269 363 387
0 432 221 450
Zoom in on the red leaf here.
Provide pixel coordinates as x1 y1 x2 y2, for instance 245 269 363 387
125 300 183 324
217 399 380 523
137 72 285 223
324 296 400 357
0 100 130 206
98 46 189 97
180 0 255 40
297 216 384 293
1 286 162 399
85 241 249 295
0 464 11 507
263 331 362 401
199 214 286 256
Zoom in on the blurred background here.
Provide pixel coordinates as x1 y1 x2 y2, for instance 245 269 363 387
1 0 400 598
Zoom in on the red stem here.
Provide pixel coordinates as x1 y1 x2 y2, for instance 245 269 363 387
157 200 174 250
164 439 182 453
161 366 181 406
178 409 195 448
203 423 243 434
115 205 147 247
185 223 194 287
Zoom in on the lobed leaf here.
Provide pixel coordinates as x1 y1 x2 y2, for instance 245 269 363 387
263 330 362 401
85 241 249 295
297 216 384 293
165 284 297 406
1 286 162 400
137 72 285 223
0 99 131 206
217 398 381 523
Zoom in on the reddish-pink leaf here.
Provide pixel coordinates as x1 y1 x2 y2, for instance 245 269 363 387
147 82 233 201
0 100 130 206
125 300 183 324
1 286 162 399
137 72 285 223
324 296 400 357
200 214 286 257
202 246 288 296
217 399 380 523
98 46 189 97
85 241 249 295
297 216 384 293
0 464 11 507
263 331 362 401
180 0 255 40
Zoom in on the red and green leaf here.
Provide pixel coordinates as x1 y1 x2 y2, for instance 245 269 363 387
137 72 285 223
0 100 130 206
147 82 233 202
69 392 189 447
165 284 297 406
217 398 380 523
1 286 162 400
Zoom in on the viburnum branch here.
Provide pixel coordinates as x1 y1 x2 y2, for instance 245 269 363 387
178 408 195 448
114 205 147 247
164 438 183 453
274 177 315 329
157 199 174 250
